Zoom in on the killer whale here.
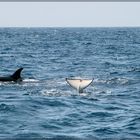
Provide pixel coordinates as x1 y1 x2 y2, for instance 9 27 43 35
66 78 93 93
0 68 23 82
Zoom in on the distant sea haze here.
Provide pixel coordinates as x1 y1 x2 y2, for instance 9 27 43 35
0 27 140 139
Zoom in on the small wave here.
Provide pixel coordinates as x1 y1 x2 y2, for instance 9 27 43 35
128 116 140 125
23 79 40 82
94 77 129 85
123 116 140 135
49 136 86 140
94 127 117 135
41 88 98 98
93 79 107 84
86 111 114 118
0 103 15 112
41 89 71 97
77 92 90 97
92 87 112 95
21 79 41 87
82 42 92 45
128 67 140 72
0 82 3 86
0 79 40 86
106 77 129 85
14 133 42 138
0 81 15 85
31 97 69 107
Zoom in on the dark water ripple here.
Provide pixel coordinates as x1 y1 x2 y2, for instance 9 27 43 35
0 27 140 139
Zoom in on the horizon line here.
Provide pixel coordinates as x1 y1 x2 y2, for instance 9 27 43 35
0 26 140 28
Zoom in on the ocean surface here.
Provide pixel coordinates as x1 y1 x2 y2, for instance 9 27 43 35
0 27 140 139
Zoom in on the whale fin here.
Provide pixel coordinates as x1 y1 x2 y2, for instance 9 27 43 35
11 68 23 82
66 78 93 93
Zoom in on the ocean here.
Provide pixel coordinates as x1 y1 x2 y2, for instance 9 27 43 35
0 27 140 139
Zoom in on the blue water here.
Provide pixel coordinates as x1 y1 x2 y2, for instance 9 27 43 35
0 27 140 139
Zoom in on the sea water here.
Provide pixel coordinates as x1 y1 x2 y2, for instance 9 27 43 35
0 27 140 139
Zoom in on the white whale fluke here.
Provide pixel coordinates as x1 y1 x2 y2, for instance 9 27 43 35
66 78 93 93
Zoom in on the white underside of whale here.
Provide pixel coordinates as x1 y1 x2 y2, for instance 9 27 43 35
66 78 93 93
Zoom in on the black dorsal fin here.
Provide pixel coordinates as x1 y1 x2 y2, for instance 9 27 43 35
11 68 23 81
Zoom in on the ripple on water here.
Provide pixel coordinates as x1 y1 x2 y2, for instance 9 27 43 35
0 103 16 113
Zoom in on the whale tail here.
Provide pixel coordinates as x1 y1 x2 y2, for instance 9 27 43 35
11 68 23 82
66 78 93 93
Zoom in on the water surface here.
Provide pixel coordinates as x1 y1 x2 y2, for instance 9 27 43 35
0 27 140 139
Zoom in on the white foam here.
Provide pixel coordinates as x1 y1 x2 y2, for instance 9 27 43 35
41 89 71 97
117 78 129 84
94 79 107 84
23 79 39 82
